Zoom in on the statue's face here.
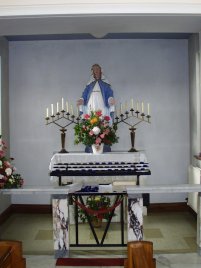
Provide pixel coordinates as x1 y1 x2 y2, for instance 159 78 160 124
92 65 101 80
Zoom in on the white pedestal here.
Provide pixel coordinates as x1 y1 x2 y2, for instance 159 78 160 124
127 194 143 241
52 194 69 258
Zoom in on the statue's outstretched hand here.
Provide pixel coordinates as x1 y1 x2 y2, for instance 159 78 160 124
77 98 84 106
108 97 115 106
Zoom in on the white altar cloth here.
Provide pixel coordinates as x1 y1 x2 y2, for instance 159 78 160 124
49 151 148 185
49 151 147 170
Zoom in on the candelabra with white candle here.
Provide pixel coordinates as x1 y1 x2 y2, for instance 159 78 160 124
45 98 81 153
114 100 151 152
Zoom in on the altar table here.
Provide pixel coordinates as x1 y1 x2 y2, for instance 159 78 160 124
2 184 201 258
69 191 127 247
49 151 150 257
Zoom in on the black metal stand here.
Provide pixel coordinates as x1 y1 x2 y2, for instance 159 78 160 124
45 112 79 154
113 110 151 152
69 192 126 247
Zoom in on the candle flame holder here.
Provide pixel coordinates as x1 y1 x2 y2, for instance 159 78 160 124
114 109 151 152
45 110 80 153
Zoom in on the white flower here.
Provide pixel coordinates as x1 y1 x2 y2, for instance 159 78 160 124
5 168 12 176
92 126 100 135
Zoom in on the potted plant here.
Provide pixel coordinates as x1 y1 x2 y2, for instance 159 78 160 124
74 110 118 153
0 136 24 189
77 195 114 228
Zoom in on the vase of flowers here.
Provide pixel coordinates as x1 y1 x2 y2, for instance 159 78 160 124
0 136 24 189
74 110 118 153
91 143 104 154
77 195 113 228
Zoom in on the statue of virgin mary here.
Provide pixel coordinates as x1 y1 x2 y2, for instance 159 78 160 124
77 64 116 152
77 64 115 122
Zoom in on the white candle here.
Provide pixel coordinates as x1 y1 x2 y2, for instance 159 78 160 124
57 102 59 113
141 102 144 113
66 101 69 112
51 104 54 115
114 106 117 117
147 103 150 115
61 98 64 110
125 101 128 111
136 102 139 111
46 108 49 118
71 104 74 115
131 98 134 109
120 103 122 114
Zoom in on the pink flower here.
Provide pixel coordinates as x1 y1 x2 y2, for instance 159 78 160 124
84 114 90 119
4 161 11 168
95 110 102 117
0 150 5 158
104 129 110 135
95 137 102 144
104 115 110 121
89 130 94 136
100 133 105 139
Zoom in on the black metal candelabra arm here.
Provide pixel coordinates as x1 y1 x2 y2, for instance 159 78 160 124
45 111 80 153
113 109 151 152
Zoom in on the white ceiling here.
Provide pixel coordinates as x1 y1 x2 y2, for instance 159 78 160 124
1 14 201 40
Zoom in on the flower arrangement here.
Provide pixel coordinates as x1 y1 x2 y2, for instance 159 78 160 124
74 110 118 146
78 195 113 226
0 136 23 189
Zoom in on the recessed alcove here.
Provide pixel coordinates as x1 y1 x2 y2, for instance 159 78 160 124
0 3 201 265
7 35 190 205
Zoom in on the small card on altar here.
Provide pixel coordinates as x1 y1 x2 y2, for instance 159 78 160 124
99 184 113 193
112 181 136 191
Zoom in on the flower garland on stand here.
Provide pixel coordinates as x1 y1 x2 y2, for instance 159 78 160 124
74 110 118 147
77 195 112 225
0 136 24 189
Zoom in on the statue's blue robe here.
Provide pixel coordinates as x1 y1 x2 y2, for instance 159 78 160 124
82 80 114 109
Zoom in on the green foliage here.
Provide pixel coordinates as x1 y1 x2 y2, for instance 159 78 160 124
77 195 113 223
3 173 24 189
